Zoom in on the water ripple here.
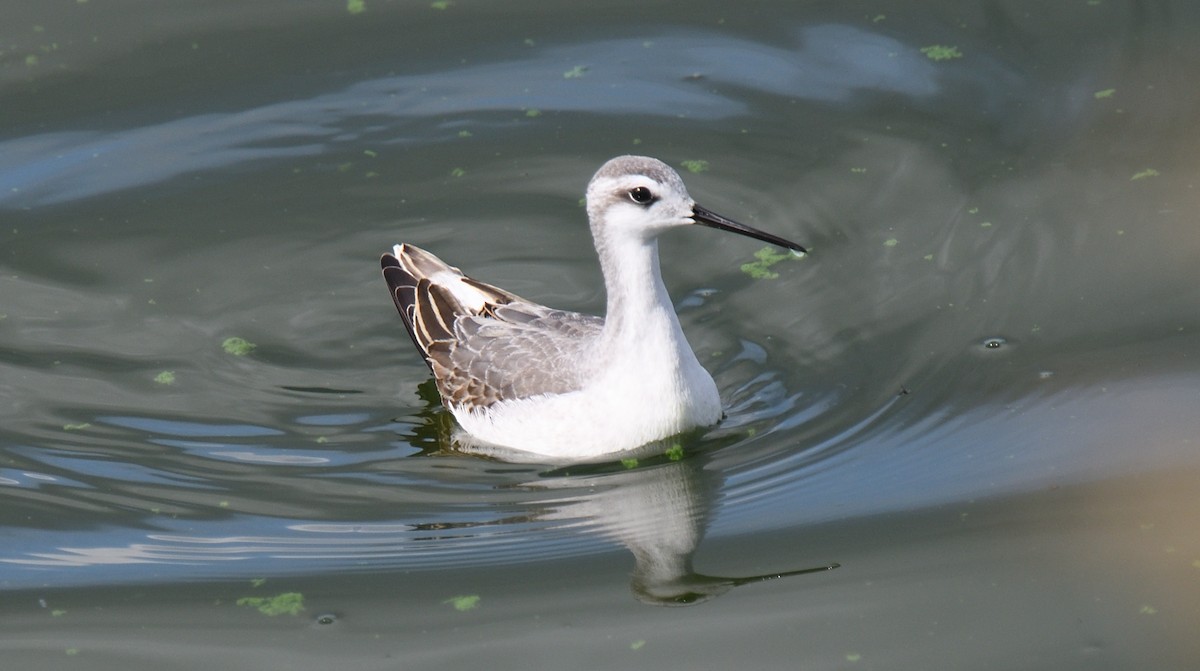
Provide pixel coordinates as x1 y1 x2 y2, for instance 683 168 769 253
0 24 1021 209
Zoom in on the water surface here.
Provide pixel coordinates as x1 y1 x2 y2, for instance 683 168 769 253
2 1 1199 668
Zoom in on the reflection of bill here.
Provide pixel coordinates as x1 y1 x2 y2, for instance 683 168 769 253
535 445 839 607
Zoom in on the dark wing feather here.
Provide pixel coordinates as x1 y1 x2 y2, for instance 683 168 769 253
381 254 430 369
382 245 604 410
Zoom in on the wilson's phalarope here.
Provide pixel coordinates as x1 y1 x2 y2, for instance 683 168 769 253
381 155 806 461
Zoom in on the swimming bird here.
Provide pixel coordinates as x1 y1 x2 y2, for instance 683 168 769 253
381 155 805 461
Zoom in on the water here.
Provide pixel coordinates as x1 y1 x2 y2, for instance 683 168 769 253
3 1 1200 668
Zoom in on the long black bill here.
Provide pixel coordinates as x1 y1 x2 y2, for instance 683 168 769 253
692 203 807 254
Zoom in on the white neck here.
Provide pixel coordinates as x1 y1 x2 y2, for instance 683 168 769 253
595 231 683 348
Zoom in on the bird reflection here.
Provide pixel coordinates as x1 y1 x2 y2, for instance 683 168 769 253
408 391 838 606
536 448 838 606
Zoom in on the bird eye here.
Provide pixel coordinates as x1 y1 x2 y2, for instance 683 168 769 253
628 186 654 205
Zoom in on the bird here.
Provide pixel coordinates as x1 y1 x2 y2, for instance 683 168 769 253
381 155 806 461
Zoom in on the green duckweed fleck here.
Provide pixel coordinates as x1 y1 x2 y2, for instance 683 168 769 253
236 592 305 617
444 594 481 611
920 45 962 61
222 337 257 356
740 246 796 280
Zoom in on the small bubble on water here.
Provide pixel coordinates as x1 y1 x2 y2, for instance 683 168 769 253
982 337 1007 350
1038 370 1054 379
315 613 338 626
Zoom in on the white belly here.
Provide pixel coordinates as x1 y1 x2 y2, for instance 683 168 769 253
451 356 722 460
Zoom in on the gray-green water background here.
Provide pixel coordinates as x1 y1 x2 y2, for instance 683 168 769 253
2 1 1199 668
